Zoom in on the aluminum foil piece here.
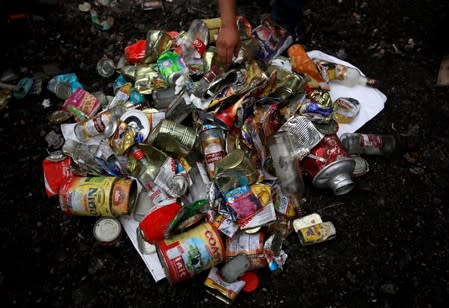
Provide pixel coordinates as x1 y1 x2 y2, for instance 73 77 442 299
278 115 324 160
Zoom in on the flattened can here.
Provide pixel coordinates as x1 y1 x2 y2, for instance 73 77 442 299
59 176 135 217
156 222 225 285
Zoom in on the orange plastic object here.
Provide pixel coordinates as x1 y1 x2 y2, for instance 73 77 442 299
287 44 324 82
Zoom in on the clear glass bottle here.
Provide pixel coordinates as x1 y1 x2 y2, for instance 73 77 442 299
74 105 126 142
314 59 377 87
339 133 418 156
132 147 166 191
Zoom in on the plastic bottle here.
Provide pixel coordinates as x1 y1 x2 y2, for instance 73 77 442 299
62 139 103 175
151 87 176 110
339 133 418 156
74 105 126 142
179 19 209 69
313 59 377 87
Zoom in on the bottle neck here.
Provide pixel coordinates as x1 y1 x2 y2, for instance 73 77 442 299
359 76 377 87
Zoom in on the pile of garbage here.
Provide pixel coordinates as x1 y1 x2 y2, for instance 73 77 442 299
34 14 410 304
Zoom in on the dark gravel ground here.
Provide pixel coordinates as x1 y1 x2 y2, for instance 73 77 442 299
1 0 448 307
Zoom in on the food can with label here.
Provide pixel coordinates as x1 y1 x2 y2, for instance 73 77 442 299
156 222 225 285
59 176 136 217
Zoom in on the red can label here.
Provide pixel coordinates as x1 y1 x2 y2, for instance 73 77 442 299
303 134 350 178
360 134 383 149
42 156 73 197
192 38 206 57
156 222 225 285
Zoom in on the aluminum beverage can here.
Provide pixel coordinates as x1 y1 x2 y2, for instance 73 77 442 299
156 222 225 285
156 50 186 85
199 126 225 179
302 134 355 195
42 152 73 197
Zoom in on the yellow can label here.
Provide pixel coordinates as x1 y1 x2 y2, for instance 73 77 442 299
60 176 115 217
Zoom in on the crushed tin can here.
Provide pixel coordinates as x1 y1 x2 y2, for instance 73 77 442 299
302 133 356 195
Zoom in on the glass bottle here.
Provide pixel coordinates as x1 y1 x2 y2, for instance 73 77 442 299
339 133 418 156
132 147 166 191
314 59 377 87
74 105 126 142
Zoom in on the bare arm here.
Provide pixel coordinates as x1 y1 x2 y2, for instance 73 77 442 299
216 0 241 65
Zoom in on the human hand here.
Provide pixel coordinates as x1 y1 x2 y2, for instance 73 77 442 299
216 24 241 66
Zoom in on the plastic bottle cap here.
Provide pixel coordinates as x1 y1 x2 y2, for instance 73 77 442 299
240 271 259 293
133 149 145 161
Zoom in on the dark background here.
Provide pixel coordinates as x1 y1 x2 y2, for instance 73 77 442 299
0 0 448 307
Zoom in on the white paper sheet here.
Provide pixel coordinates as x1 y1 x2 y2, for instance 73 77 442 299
307 50 387 137
119 215 166 282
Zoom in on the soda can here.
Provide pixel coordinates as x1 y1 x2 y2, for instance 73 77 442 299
156 50 186 85
42 152 73 197
58 176 136 217
156 222 225 285
93 217 122 246
302 133 355 195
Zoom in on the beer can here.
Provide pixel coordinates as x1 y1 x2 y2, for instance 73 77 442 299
93 217 122 246
59 176 136 217
199 126 225 179
156 222 225 285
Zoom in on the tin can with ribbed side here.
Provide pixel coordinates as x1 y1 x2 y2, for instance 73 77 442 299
156 222 225 285
147 119 197 156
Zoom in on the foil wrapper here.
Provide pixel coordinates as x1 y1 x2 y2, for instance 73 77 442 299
278 115 324 160
144 30 172 64
134 64 167 95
